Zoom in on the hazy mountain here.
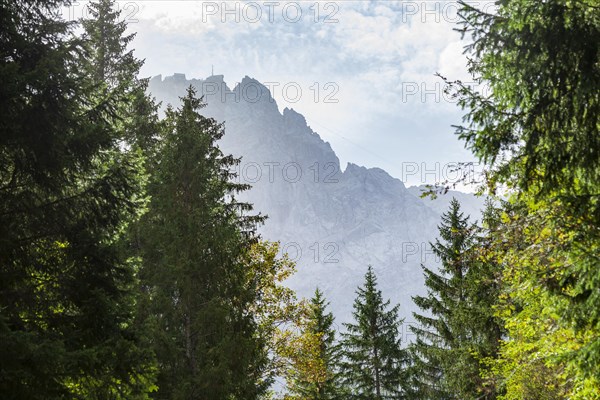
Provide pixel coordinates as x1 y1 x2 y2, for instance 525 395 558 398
407 186 487 223
148 74 486 330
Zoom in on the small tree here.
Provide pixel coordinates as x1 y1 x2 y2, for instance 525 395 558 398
242 240 302 394
286 288 343 400
340 267 407 399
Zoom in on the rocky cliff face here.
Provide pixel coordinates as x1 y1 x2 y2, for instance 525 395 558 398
148 74 485 328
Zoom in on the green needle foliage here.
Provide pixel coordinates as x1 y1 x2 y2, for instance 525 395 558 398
3 0 597 398
0 0 156 398
82 0 143 90
447 0 600 398
409 199 502 400
340 267 408 400
81 0 161 154
409 199 476 400
137 86 266 400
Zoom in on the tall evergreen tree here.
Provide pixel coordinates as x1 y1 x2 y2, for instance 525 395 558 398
447 1 599 397
81 0 162 379
0 1 155 398
286 288 343 400
340 267 407 399
81 0 160 153
138 87 265 399
81 0 142 92
464 199 504 399
409 198 479 399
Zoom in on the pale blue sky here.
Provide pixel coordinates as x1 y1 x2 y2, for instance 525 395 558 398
67 1 494 188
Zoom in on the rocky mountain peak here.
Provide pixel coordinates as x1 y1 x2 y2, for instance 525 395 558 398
148 73 485 324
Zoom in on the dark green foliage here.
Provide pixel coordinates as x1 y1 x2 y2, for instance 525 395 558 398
81 0 143 88
81 0 160 154
340 267 407 400
409 199 502 400
449 0 600 389
138 87 266 399
0 0 155 398
452 0 599 197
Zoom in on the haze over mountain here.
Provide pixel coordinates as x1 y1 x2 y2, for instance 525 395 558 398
148 73 486 327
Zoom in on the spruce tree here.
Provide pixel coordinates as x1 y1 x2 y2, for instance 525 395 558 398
138 87 265 399
81 0 160 153
81 0 162 378
466 199 504 399
451 1 600 395
0 1 155 398
287 288 343 400
81 0 142 89
409 198 501 400
410 198 472 399
340 267 407 399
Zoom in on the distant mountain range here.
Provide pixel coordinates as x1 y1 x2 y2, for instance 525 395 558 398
148 74 486 330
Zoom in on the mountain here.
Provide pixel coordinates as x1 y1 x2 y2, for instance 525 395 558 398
407 185 487 223
148 74 486 330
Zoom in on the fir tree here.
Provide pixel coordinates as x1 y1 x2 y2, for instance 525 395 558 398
340 267 407 400
81 2 163 385
466 199 504 399
409 198 473 399
450 1 600 396
409 198 501 400
81 0 143 89
0 1 155 397
81 0 160 153
138 87 265 399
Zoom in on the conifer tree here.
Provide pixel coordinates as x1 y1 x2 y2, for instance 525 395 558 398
81 0 160 153
409 198 473 399
450 1 600 396
409 198 501 400
286 288 343 400
81 0 162 378
81 0 142 86
138 87 265 399
0 1 155 397
466 199 504 399
340 267 407 399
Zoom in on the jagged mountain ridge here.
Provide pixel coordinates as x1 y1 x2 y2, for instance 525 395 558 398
148 73 485 327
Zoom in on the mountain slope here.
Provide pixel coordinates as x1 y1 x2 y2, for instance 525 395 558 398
148 74 485 327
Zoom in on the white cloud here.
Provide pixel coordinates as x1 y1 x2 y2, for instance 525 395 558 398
128 0 477 178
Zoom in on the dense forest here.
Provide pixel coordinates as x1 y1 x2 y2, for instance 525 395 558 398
1 0 598 399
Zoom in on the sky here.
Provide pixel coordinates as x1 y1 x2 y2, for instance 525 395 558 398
65 0 494 188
